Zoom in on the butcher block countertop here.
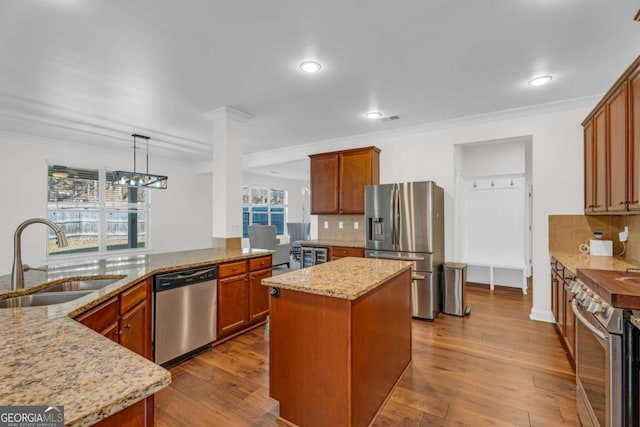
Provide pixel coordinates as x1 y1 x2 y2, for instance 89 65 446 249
577 269 640 310
263 257 412 300
0 247 272 426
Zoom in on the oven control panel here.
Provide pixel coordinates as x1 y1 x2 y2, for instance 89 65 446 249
570 279 623 334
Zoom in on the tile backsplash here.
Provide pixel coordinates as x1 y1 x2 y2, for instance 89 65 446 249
549 214 640 260
317 214 366 241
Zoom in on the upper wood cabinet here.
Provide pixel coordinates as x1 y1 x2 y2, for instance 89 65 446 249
629 64 640 211
582 55 640 214
309 146 380 215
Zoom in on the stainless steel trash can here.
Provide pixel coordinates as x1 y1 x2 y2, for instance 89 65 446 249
442 262 469 316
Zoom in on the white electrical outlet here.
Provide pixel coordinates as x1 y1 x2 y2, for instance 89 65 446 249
354 222 359 230
620 226 629 242
339 221 344 229
324 221 329 229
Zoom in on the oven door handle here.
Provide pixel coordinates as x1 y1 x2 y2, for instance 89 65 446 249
571 299 609 342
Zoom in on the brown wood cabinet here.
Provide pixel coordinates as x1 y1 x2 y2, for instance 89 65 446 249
583 55 640 214
550 257 575 368
218 256 272 337
75 278 153 427
329 246 365 261
309 146 380 215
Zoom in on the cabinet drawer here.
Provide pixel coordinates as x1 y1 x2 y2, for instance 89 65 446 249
330 246 364 259
219 260 248 278
75 297 119 334
120 279 150 315
249 256 272 271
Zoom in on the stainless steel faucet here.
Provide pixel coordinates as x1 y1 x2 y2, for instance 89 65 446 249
11 218 68 290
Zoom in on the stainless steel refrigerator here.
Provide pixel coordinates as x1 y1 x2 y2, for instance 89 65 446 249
365 181 444 320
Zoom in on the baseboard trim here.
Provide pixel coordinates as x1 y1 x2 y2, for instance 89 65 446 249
530 308 555 323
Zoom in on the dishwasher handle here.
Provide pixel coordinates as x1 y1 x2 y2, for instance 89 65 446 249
154 266 218 291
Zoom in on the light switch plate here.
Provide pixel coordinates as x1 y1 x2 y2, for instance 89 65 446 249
354 222 359 230
324 221 329 229
339 221 344 229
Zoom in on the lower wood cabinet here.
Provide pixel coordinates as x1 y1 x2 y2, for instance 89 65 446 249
550 257 576 367
74 278 154 427
329 246 364 261
218 255 272 337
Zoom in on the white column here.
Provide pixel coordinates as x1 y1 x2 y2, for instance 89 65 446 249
204 106 251 249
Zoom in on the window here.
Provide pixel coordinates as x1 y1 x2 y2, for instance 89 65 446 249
47 165 149 256
242 186 287 237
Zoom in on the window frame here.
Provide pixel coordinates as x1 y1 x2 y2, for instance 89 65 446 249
46 161 152 261
242 185 288 238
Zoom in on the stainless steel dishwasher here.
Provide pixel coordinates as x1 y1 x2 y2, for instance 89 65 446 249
154 265 217 365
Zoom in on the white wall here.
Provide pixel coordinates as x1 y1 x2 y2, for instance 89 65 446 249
246 104 589 322
0 134 213 275
376 108 586 321
457 137 527 176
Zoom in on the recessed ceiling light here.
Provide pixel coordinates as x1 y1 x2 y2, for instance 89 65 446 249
299 61 321 73
366 111 383 119
528 75 553 87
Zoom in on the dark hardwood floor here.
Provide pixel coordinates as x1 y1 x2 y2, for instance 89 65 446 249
155 283 578 426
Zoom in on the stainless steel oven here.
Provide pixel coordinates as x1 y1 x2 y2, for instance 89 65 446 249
571 279 623 427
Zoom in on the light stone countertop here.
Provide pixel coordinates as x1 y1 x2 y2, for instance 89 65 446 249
550 251 640 275
0 247 273 426
262 257 412 300
300 239 365 248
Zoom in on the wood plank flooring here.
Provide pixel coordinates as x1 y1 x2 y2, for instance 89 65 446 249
154 283 579 426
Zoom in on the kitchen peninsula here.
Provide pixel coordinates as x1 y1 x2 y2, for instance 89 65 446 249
0 247 272 426
263 257 413 427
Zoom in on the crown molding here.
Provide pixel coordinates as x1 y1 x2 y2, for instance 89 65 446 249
204 106 252 123
244 95 601 169
0 92 211 162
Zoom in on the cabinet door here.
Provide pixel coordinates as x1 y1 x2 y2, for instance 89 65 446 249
563 283 575 360
75 297 119 341
339 150 377 214
329 246 365 261
218 274 249 335
594 108 608 212
310 153 339 214
120 301 152 360
551 273 559 324
249 268 272 321
629 65 640 211
584 121 595 212
608 83 629 211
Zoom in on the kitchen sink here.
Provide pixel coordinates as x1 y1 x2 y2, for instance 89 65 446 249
35 277 122 293
0 291 93 308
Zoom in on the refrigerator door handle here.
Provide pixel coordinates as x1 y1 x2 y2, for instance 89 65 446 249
391 185 397 248
394 184 401 247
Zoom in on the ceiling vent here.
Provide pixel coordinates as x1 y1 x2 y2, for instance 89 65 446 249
381 115 400 122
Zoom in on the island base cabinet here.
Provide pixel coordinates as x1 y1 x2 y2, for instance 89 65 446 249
269 269 412 427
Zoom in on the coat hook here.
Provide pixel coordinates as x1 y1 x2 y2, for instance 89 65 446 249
473 181 477 188
510 179 514 186
491 180 495 187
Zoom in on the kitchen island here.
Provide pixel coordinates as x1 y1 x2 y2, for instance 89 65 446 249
0 247 272 426
263 257 413 427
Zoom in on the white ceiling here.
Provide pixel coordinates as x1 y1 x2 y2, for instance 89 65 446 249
1 1 639 170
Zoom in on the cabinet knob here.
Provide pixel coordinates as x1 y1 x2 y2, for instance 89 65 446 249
620 201 626 205
124 324 131 329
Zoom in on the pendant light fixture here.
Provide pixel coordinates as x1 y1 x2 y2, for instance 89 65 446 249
112 134 168 189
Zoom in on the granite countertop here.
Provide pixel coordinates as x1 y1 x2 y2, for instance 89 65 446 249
550 251 640 275
0 247 272 426
300 239 365 248
263 257 412 300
